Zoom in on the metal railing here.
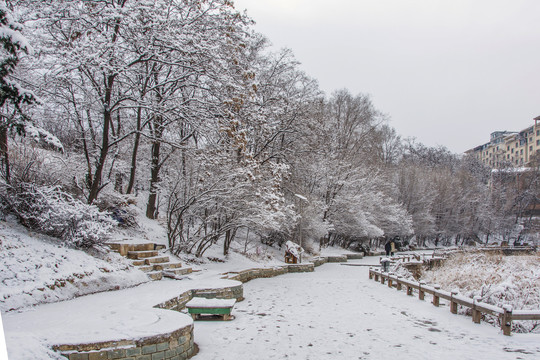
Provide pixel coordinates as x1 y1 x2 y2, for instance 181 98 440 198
368 268 540 335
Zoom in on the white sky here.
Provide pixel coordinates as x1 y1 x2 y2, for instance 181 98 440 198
233 0 540 153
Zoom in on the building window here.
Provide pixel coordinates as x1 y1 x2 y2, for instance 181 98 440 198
521 149 524 155
530 146 533 151
537 140 540 146
511 148 514 153
537 130 539 136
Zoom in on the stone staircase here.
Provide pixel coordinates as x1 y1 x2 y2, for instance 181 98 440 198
107 243 192 281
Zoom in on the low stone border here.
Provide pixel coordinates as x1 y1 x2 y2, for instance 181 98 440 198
287 263 315 273
326 255 348 263
55 325 194 360
312 257 328 267
345 253 364 260
154 284 244 312
221 252 363 283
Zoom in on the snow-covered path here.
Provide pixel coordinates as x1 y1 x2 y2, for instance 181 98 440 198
194 258 540 360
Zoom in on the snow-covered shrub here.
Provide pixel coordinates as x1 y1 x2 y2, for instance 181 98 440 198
94 192 138 228
23 123 64 153
0 181 114 247
260 230 289 248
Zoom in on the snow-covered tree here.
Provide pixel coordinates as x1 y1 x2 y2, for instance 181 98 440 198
0 1 36 182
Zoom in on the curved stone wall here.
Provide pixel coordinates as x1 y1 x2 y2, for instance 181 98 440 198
55 325 194 360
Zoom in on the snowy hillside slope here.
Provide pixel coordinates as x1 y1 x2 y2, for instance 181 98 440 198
0 219 149 312
421 252 540 333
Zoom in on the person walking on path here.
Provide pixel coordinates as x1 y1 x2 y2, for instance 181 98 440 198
385 241 391 256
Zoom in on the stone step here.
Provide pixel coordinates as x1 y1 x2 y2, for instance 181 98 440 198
155 244 166 250
144 256 170 265
132 260 146 266
152 262 183 271
127 250 158 259
146 271 163 281
164 267 192 276
138 265 155 272
108 243 155 256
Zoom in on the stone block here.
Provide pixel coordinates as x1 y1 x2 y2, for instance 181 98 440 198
177 336 187 346
135 355 151 360
69 353 89 360
126 348 142 357
151 351 165 360
156 342 169 351
169 339 179 349
182 341 191 352
164 349 177 358
142 344 157 355
88 351 107 360
107 349 126 359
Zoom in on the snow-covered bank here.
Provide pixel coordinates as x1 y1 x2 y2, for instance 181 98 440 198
0 220 148 312
194 259 540 360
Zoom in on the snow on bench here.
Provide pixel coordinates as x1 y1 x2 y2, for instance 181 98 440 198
185 297 236 320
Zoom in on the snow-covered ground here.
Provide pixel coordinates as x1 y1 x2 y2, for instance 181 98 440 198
2 278 241 360
2 252 540 359
194 258 540 360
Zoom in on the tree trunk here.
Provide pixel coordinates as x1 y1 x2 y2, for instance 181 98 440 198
223 227 237 256
87 74 115 204
126 106 142 194
0 125 9 183
146 137 161 219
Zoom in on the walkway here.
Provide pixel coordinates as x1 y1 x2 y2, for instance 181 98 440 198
193 257 540 360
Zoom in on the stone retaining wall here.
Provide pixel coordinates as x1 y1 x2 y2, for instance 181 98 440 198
225 263 316 283
312 257 328 267
287 263 315 273
345 253 364 260
326 255 348 263
192 283 244 302
55 325 194 360
226 267 288 283
153 283 244 312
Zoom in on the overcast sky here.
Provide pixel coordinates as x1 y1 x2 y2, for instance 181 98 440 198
233 0 540 153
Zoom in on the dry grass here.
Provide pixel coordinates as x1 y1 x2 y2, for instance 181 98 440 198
421 252 540 333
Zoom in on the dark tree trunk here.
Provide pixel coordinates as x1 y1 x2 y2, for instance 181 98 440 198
87 74 115 204
126 106 142 194
0 125 9 183
146 126 161 219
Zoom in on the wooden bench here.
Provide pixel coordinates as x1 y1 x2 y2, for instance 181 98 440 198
185 298 236 321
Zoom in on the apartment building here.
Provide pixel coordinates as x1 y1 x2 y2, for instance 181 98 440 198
466 116 540 168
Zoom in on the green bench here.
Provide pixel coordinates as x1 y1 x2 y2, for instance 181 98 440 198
185 298 236 321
